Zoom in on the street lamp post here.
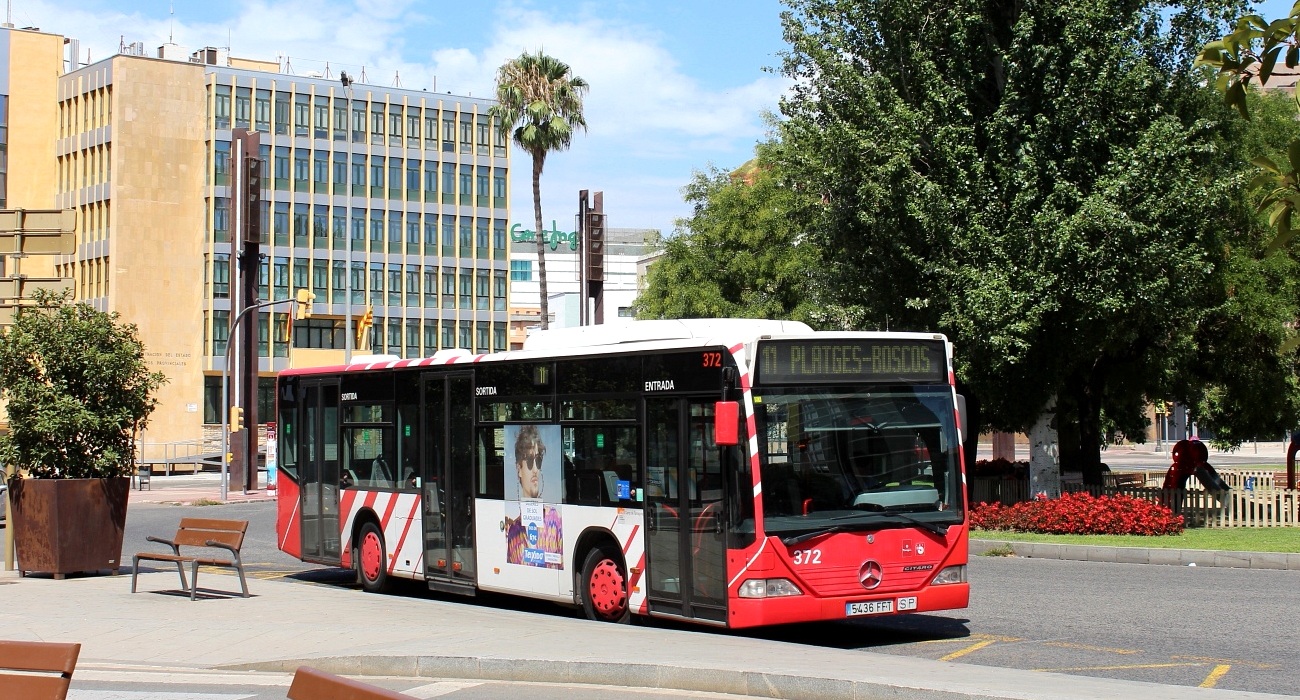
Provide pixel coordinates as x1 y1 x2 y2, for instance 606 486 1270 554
341 72 354 363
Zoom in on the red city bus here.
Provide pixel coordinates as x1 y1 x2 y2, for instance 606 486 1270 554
274 319 969 627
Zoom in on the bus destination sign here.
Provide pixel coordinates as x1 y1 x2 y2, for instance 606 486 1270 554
756 339 946 384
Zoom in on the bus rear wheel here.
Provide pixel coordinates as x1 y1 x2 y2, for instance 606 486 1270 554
356 522 390 593
580 546 630 623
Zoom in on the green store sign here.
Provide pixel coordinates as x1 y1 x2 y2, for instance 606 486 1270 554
511 222 579 252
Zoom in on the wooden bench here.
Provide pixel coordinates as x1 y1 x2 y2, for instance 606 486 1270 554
0 639 81 700
287 666 415 699
131 517 250 601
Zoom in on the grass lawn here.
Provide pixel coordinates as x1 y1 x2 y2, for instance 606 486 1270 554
971 528 1300 553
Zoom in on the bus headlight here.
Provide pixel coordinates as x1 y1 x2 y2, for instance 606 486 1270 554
931 565 966 585
738 578 803 598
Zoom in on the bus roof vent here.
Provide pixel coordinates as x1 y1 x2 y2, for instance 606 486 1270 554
523 319 814 352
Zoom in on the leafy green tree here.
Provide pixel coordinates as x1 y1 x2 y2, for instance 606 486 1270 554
0 289 167 479
1197 2 1300 248
775 0 1294 483
489 51 589 329
636 150 821 321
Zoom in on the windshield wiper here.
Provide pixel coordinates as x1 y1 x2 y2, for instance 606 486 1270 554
832 505 950 537
781 524 873 547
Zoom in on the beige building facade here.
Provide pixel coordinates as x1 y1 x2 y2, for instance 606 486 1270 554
3 26 512 449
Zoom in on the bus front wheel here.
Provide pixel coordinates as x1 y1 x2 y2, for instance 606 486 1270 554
580 546 630 623
356 522 390 594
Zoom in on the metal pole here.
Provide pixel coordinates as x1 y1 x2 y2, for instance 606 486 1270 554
3 463 13 571
221 297 292 501
341 73 354 363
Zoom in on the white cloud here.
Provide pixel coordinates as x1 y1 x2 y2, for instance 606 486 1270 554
10 0 789 233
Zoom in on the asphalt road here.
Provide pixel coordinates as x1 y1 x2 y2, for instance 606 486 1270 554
123 501 1300 696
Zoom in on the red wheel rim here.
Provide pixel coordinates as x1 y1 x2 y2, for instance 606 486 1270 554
361 531 383 582
588 558 627 619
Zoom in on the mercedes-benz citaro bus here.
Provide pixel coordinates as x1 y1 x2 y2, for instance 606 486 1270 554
274 319 968 628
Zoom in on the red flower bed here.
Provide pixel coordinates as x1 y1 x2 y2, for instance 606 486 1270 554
971 492 1184 536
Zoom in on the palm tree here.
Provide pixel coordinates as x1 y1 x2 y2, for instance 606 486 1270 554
489 51 589 330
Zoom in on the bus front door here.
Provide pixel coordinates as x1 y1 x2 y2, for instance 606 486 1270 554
421 372 476 595
300 380 342 564
645 398 728 624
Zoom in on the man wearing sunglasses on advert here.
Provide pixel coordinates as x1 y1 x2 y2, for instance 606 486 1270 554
514 424 545 501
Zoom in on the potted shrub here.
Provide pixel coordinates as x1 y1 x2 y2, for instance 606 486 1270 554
0 289 166 578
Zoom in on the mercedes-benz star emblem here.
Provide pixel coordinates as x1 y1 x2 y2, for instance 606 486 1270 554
858 560 883 590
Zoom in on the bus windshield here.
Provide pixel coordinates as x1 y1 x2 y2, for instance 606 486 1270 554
754 386 964 537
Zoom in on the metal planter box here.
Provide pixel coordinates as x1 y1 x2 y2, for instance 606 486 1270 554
8 477 130 578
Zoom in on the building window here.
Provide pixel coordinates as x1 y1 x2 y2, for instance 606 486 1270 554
493 272 506 311
370 263 383 305
459 269 471 310
235 88 251 129
213 141 231 186
332 260 345 304
213 310 230 357
476 167 489 208
294 94 310 137
459 165 472 206
618 307 635 318
274 146 290 190
460 120 472 153
510 260 532 282
213 198 230 243
442 118 455 152
388 264 402 306
442 218 455 257
294 149 309 192
255 89 271 132
314 97 329 139
424 267 437 308
214 85 231 129
293 318 346 350
476 271 489 310
493 168 507 208
213 254 230 298
274 92 290 135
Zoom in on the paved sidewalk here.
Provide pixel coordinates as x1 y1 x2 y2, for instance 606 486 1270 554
128 472 276 506
0 567 1290 700
970 539 1300 570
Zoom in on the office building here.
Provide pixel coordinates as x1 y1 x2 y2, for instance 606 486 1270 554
2 25 511 448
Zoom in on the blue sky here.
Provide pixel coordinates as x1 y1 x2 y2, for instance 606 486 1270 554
8 0 1296 237
9 0 790 237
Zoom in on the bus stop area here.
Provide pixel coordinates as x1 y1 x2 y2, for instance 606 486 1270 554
0 554 1290 699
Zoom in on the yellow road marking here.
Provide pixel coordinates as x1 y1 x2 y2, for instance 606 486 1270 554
1035 663 1203 672
1042 641 1140 655
919 633 1021 645
1174 655 1277 669
940 640 997 661
1200 665 1231 688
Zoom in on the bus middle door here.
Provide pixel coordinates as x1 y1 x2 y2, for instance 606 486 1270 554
645 397 727 624
421 372 477 595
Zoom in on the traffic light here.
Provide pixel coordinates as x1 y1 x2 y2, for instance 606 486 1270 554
242 155 263 244
229 406 244 433
295 288 315 319
585 210 605 282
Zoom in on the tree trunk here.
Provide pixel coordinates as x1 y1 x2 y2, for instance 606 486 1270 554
1057 370 1106 486
533 154 548 330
